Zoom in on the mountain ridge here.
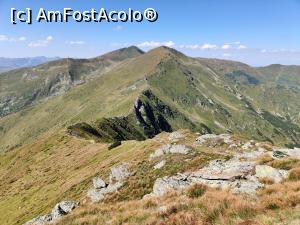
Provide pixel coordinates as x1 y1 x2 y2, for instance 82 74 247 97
0 46 300 154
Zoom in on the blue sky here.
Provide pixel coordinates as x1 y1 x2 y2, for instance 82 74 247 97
0 0 300 66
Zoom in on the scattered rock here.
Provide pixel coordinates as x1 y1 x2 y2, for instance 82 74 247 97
196 134 232 146
87 163 131 203
150 144 190 159
271 148 300 159
255 165 288 183
154 160 166 169
23 201 79 225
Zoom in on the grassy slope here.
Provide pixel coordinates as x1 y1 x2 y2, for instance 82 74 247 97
149 50 300 146
0 129 224 225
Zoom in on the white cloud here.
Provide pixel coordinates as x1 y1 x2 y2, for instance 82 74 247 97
113 25 123 31
237 45 247 49
137 41 175 48
66 41 85 45
178 43 217 50
221 44 231 49
0 34 27 42
201 43 218 50
28 36 53 48
18 37 27 41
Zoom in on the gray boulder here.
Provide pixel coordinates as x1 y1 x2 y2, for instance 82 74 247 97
152 174 191 196
92 177 107 189
51 201 79 220
88 163 131 203
109 163 130 183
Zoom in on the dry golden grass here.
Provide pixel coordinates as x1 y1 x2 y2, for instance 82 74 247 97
289 168 300 181
256 154 274 165
54 179 300 225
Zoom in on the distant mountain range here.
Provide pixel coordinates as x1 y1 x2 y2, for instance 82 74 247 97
0 56 59 73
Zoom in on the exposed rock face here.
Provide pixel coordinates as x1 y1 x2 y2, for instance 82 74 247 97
255 165 289 183
87 163 131 203
150 144 190 159
23 201 79 225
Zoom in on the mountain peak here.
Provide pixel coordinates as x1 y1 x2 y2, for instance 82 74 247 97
147 46 187 59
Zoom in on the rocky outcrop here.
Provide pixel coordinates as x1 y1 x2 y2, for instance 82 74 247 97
23 201 79 225
149 144 190 159
146 146 290 198
87 163 131 203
